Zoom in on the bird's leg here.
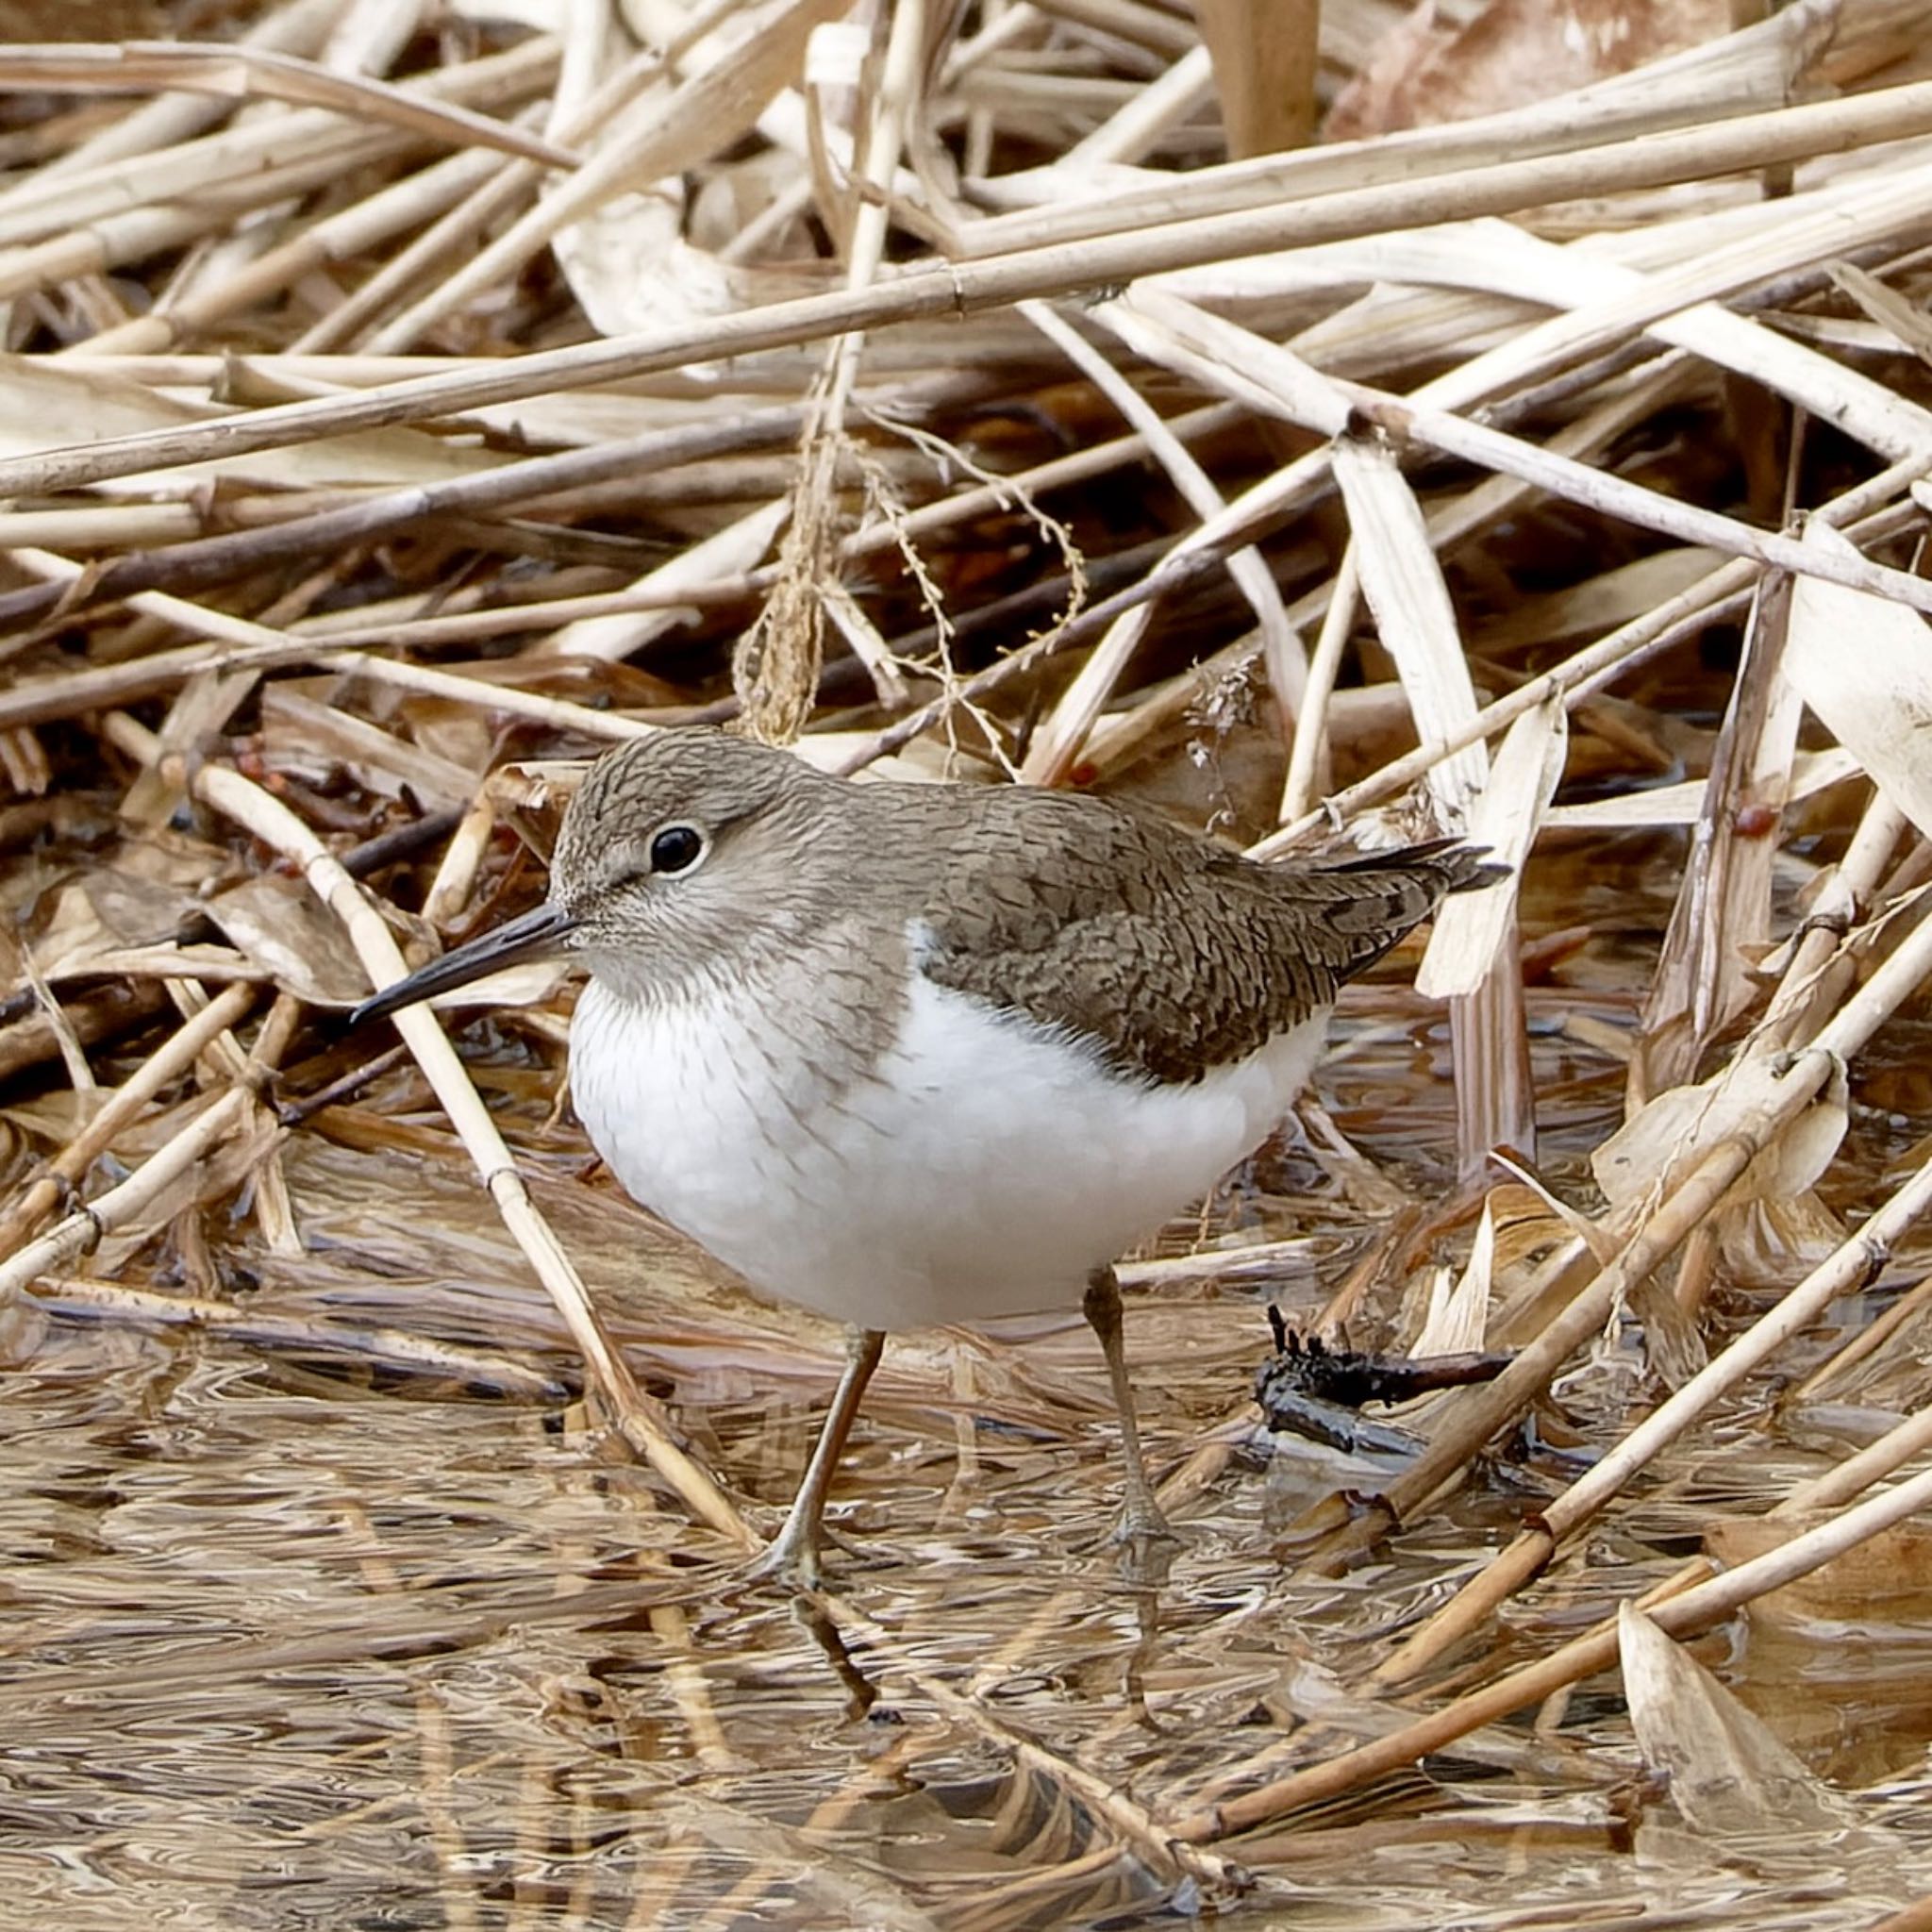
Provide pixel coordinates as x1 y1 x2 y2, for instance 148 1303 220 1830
745 1324 885 1589
1083 1267 1176 1543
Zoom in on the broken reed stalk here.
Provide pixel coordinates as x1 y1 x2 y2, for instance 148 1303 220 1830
1174 1453 1932 1842
1344 869 1932 1654
0 978 258 1254
1313 874 1932 1569
94 709 753 1553
1367 781 1922 1679
0 38 575 184
0 1086 251 1305
33 1274 572 1397
1253 442 1932 855
1374 1132 1932 1688
1110 277 1932 617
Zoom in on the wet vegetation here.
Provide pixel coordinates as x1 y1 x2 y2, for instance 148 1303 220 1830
3 0 1932 1924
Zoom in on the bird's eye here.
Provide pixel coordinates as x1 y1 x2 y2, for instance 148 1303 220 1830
648 824 706 875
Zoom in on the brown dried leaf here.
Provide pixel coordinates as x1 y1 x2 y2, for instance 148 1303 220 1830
1593 1057 1849 1224
1330 0 1733 141
258 691 484 809
27 869 201 980
205 873 380 1010
1619 1601 1857 1836
1707 1514 1932 1633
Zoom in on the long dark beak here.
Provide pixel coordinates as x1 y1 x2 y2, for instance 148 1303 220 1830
352 902 578 1027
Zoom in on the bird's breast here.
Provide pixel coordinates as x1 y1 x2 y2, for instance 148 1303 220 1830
567 968 1330 1331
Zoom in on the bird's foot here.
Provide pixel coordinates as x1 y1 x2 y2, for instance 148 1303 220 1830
1104 1496 1183 1586
1111 1502 1182 1548
1113 1520 1181 1587
728 1511 876 1595
733 1518 830 1592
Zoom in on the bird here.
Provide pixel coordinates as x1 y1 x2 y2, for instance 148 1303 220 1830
353 726 1496 1585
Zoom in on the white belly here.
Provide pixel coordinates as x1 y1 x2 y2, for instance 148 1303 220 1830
570 973 1326 1331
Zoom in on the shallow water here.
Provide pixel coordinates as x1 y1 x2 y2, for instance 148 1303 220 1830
7 923 1932 1929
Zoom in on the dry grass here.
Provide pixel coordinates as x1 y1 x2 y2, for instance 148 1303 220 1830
5 0 1932 1924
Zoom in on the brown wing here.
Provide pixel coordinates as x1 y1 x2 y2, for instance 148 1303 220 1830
906 788 1498 1084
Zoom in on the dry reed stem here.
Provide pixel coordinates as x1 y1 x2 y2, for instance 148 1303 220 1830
1374 1128 1932 1687
1017 298 1300 783
14 79 1932 500
1347 385 1932 609
0 978 257 1255
741 0 933 735
1363 773 1928 1678
960 0 1911 246
175 980 301 1257
334 19 706 356
1132 277 1932 616
0 36 561 236
855 320 1927 781
0 398 828 635
1250 439 1932 857
380 0 845 352
0 1085 250 1305
0 628 662 741
1762 800 1911 1049
1639 570 1803 1103
1174 1455 1932 1841
1192 0 1319 155
1793 1262 1932 1401
0 42 563 307
1337 879 1932 1581
81 142 509 357
34 0 341 181
31 1274 569 1397
1278 549 1357 824
93 709 751 1553
0 41 580 169
1089 354 1707 787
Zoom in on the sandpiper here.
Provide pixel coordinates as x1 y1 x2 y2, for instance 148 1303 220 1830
354 727 1493 1584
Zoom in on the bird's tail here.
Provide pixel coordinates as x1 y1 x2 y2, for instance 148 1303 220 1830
1322 837 1507 899
1301 839 1507 984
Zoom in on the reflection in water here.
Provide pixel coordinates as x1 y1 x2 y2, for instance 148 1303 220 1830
4 841 1932 1925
